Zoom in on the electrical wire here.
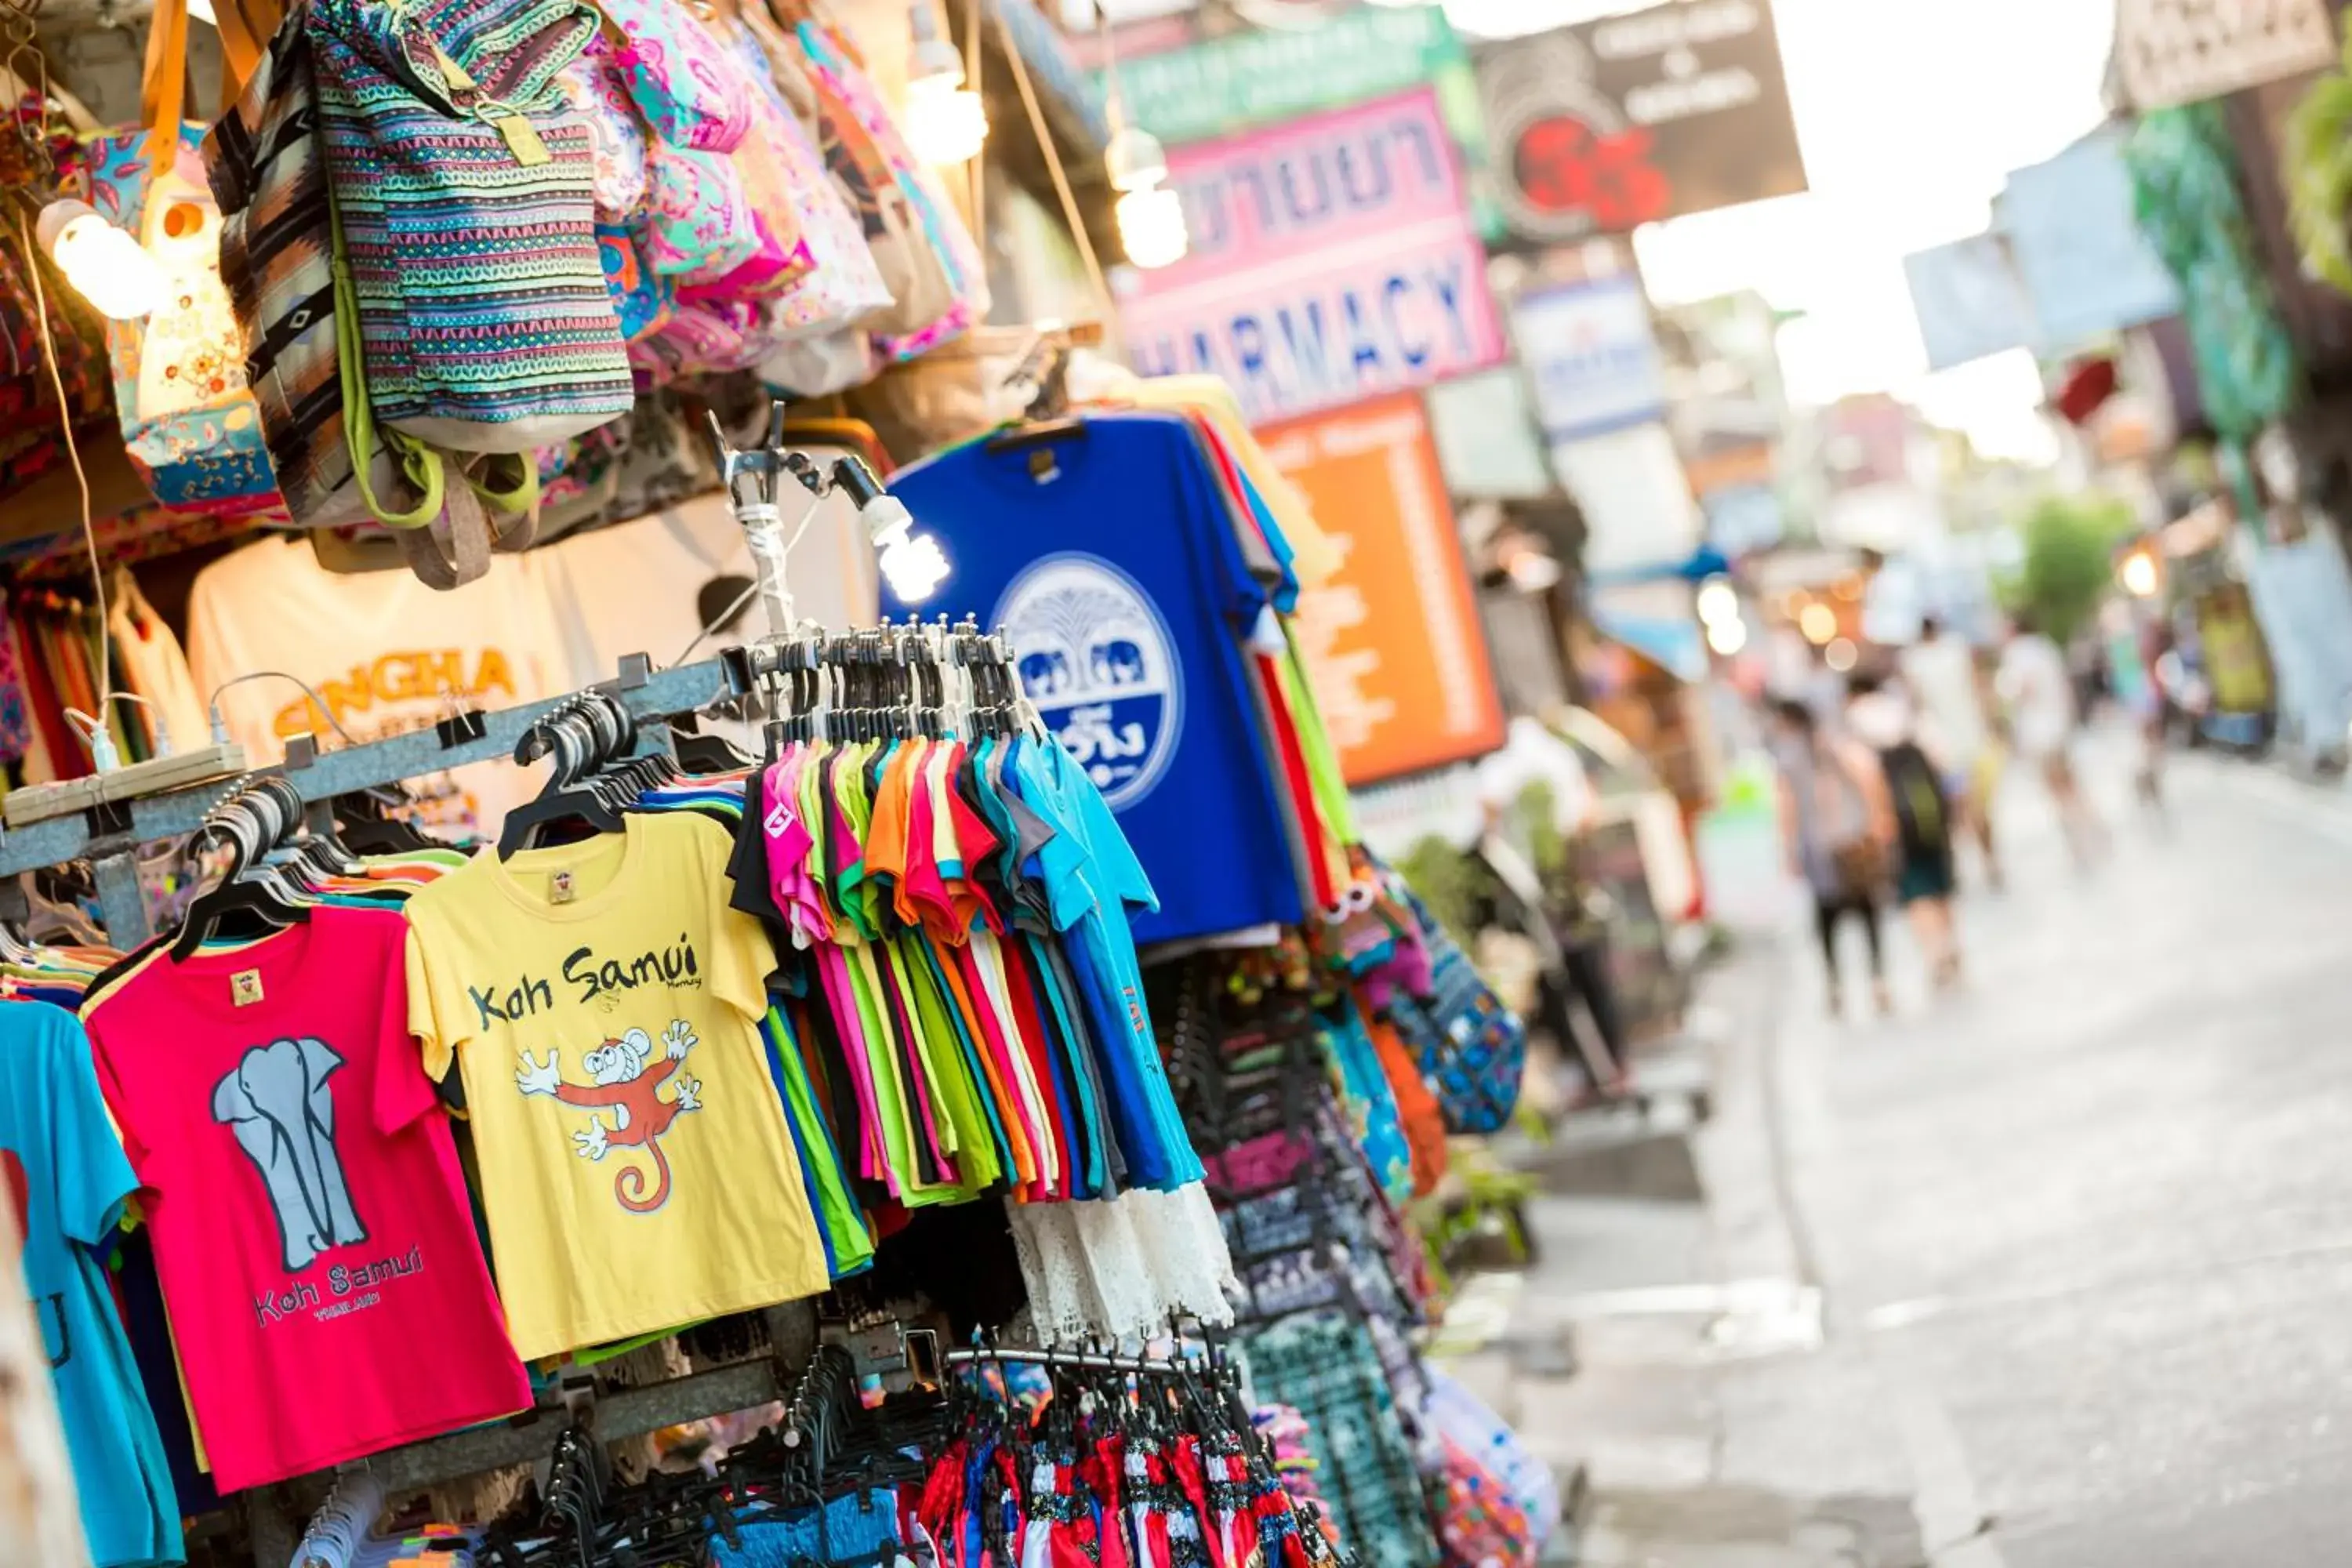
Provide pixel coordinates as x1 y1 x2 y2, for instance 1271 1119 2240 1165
16 212 112 717
204 671 364 750
674 489 822 666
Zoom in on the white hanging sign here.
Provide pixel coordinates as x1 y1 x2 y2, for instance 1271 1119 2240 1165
2115 0 2337 112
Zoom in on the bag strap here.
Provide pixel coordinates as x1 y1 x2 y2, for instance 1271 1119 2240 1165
209 0 282 104
394 465 495 590
140 0 277 185
139 0 191 172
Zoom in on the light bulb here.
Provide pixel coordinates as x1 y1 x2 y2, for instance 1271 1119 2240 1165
854 482 953 604
880 532 953 603
37 199 162 320
906 75 988 166
1106 125 1168 193
1695 577 1740 627
1116 183 1188 270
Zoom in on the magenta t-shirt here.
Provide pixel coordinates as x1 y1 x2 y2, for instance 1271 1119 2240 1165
83 906 529 1490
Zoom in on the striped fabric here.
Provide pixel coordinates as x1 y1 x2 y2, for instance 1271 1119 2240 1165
204 12 363 526
310 0 631 453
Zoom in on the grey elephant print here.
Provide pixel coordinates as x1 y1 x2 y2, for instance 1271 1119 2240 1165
212 1036 368 1273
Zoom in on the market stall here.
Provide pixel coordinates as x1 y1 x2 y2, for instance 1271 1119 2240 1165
0 0 1555 1561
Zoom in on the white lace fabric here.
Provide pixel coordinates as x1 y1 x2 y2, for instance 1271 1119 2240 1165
1006 1183 1239 1347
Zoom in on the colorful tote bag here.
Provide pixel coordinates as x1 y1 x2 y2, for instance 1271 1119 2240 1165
310 0 632 453
1389 888 1528 1136
724 9 888 336
786 21 951 341
556 39 650 222
792 18 980 359
593 0 753 153
84 124 285 518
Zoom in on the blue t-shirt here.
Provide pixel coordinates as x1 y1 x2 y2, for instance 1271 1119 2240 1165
885 412 1304 944
1006 735 1202 1192
0 1002 181 1566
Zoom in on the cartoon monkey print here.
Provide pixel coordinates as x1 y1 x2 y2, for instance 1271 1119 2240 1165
516 1021 702 1213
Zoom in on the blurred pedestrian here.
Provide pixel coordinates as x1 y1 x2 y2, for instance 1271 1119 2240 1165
1996 612 2107 866
2103 604 2166 813
1770 698 1896 1017
1900 615 2003 889
1847 677 1963 988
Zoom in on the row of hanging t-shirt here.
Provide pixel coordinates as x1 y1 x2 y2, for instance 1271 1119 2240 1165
877 376 1364 952
7 650 1236 1543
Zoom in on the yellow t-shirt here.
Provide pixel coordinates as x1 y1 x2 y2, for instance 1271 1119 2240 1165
403 812 826 1359
1122 375 1344 587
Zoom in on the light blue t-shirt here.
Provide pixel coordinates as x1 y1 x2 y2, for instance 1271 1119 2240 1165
0 1002 180 1566
1008 735 1202 1191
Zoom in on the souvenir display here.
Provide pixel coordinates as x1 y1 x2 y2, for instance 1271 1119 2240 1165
0 0 1554 1550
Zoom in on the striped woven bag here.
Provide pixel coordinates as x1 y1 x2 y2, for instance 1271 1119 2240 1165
309 0 632 453
207 7 433 527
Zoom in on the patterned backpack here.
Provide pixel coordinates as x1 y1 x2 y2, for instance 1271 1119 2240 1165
309 0 632 452
207 5 432 528
1388 887 1529 1136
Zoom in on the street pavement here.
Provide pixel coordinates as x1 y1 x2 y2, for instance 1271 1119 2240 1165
1440 735 2352 1566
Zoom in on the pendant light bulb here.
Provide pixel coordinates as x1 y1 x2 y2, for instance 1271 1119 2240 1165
906 8 986 166
1105 124 1167 194
1116 183 1189 270
36 198 162 321
848 470 954 604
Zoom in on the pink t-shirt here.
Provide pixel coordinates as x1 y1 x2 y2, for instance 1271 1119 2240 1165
83 906 529 1490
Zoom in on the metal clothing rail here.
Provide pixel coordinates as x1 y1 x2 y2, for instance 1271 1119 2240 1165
941 1346 1209 1377
0 652 749 944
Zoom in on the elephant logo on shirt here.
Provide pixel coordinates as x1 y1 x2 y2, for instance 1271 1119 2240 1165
212 1037 368 1274
993 554 1185 808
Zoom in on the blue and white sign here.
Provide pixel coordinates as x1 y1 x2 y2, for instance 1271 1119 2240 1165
2000 130 2182 351
1513 276 1669 442
993 554 1185 808
1904 233 2038 372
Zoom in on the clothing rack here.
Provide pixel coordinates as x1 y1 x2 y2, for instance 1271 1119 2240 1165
941 1345 1207 1377
0 652 749 943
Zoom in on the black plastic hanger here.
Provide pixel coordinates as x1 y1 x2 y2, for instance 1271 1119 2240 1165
498 711 626 858
172 788 314 960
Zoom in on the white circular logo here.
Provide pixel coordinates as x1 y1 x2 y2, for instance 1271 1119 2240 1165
992 553 1184 808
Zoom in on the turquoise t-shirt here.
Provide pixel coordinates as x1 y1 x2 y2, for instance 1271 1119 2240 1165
0 1001 180 1566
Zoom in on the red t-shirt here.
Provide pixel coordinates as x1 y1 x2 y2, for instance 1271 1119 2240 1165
83 906 528 1490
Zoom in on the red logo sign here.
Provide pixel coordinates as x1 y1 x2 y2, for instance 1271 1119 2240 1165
1512 118 1669 233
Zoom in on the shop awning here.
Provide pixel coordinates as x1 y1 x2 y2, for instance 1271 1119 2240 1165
1587 543 1733 588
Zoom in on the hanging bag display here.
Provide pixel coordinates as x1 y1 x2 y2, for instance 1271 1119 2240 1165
786 16 952 340
585 0 771 292
207 2 437 529
793 16 982 360
81 0 285 519
309 0 632 453
1388 887 1528 1136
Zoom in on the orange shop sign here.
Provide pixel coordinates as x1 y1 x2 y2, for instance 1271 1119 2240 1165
1260 392 1507 785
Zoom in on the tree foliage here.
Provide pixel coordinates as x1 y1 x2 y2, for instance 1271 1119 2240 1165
2288 42 2352 299
2005 494 2135 645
